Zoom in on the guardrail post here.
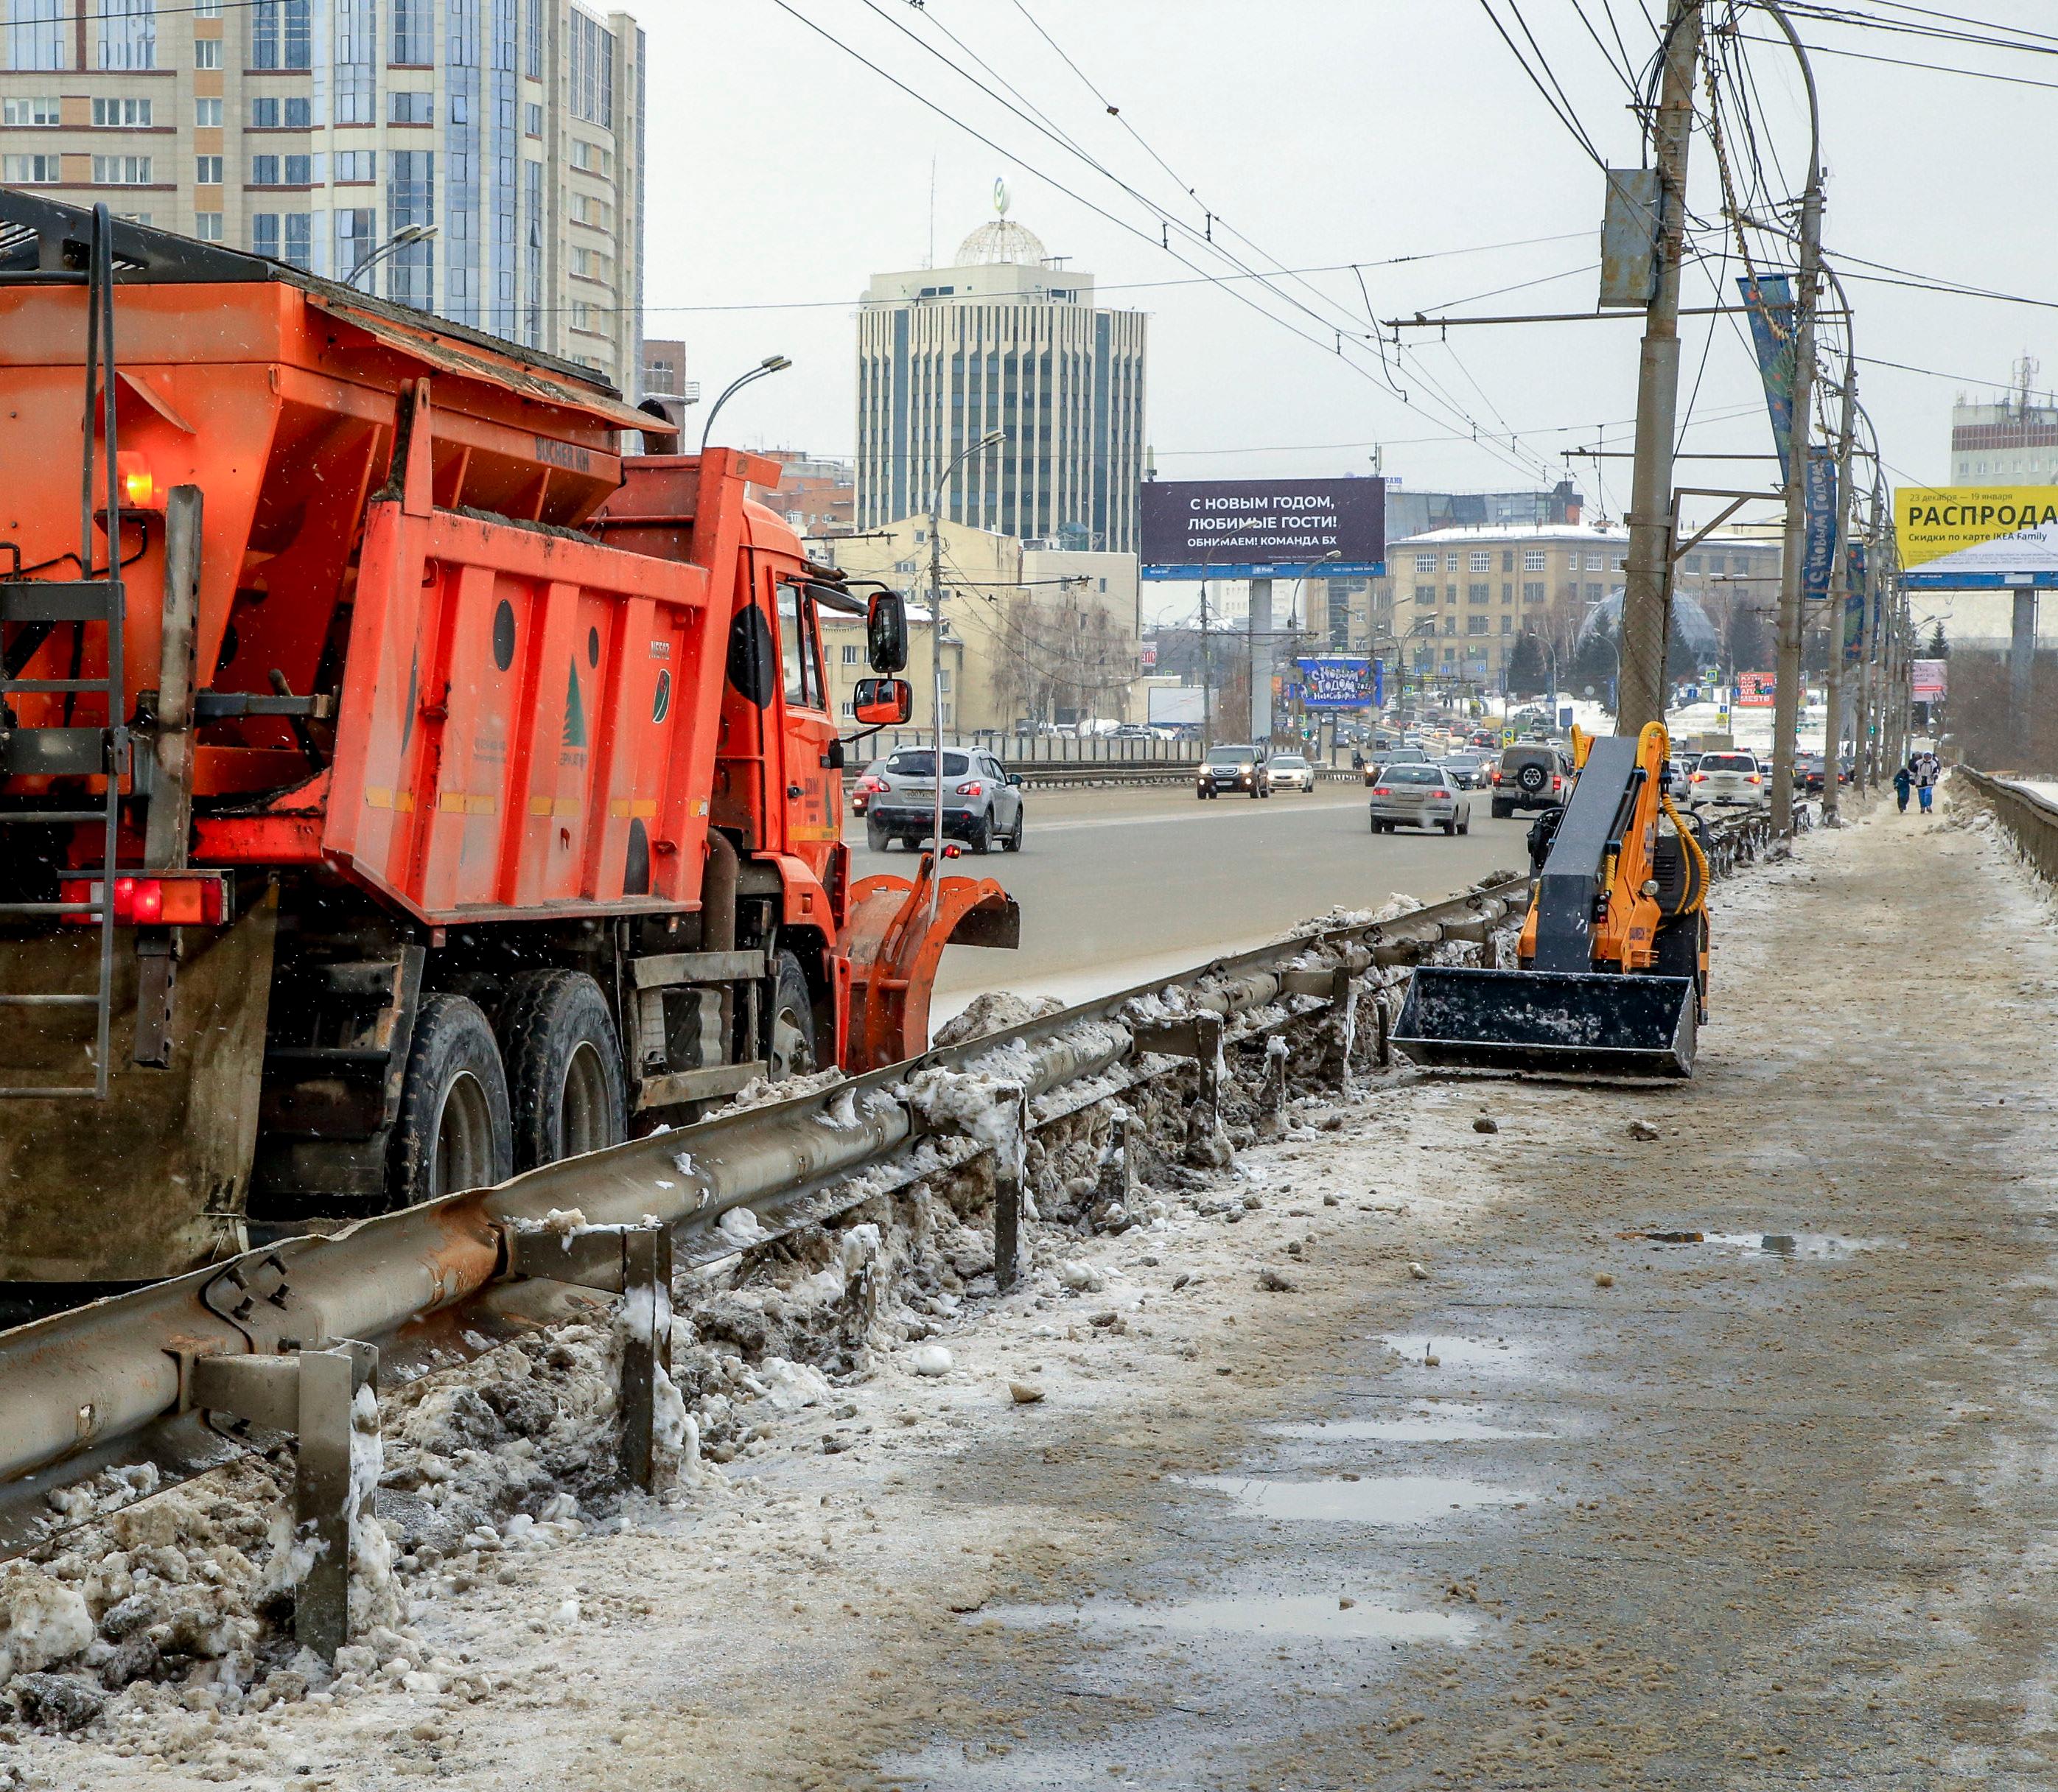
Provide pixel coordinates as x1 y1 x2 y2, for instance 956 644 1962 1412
990 1083 1029 1291
1331 968 1359 1095
1375 987 1392 1068
618 1222 674 1494
1264 1035 1289 1127
185 1340 377 1662
1096 1110 1133 1214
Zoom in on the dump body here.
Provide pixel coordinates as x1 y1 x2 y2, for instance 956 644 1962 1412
0 199 1012 1289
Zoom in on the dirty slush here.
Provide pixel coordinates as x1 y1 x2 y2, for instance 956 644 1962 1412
5 791 2057 1788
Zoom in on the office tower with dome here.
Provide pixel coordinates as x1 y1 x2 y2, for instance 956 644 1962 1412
855 199 1146 553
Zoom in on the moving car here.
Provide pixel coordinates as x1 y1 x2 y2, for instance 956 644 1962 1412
1686 750 1767 812
867 746 1027 852
1363 744 1429 785
1369 764 1473 836
1438 750 1491 791
1198 744 1270 799
1267 752 1317 793
850 767 888 816
1489 744 1572 819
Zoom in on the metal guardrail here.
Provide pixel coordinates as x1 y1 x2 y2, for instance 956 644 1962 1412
1956 767 2058 883
0 808 1776 1651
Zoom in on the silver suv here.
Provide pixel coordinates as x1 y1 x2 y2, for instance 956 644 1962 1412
865 746 1026 853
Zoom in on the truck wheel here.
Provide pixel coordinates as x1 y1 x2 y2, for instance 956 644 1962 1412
769 950 818 1082
387 994 514 1207
500 970 626 1172
867 816 888 853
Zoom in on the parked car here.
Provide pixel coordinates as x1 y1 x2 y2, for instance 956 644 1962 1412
1797 752 1827 794
1489 743 1572 818
1363 745 1429 786
1267 752 1317 793
1198 743 1270 799
1686 749 1767 812
1438 750 1491 791
866 746 1026 852
1369 763 1473 836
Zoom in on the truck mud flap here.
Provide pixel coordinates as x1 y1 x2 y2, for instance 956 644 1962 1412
1390 967 1698 1079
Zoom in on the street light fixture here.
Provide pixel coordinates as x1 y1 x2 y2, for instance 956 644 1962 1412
345 223 437 294
926 427 1007 923
699 354 793 451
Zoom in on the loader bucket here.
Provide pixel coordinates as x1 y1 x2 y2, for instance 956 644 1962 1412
1391 967 1698 1079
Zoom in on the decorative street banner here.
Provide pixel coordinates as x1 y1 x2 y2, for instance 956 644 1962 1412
1739 273 1837 602
1842 541 1867 665
1894 486 2058 589
1294 656 1380 709
1736 671 1777 707
1141 477 1385 580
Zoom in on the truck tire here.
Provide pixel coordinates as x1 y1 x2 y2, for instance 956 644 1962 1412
387 993 514 1207
769 949 818 1082
867 816 888 853
500 970 627 1172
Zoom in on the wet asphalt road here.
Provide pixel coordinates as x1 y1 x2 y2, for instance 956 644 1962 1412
843 780 1534 1025
871 798 2058 1788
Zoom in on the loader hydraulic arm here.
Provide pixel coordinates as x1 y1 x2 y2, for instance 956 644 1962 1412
1519 724 1670 974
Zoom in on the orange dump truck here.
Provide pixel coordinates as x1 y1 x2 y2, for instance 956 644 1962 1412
0 196 1015 1293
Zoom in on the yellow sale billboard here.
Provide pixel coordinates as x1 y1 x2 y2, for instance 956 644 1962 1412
1895 486 2058 568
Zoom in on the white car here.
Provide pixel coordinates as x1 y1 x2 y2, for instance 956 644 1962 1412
1267 752 1316 792
1686 750 1768 812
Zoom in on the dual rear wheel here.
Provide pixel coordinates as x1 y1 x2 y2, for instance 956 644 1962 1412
387 970 627 1207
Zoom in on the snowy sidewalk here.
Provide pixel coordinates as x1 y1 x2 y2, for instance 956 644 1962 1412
15 791 2058 1789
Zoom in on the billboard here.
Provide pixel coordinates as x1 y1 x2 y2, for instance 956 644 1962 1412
1146 685 1206 726
1896 486 2058 589
1736 671 1776 707
1141 477 1385 581
1294 656 1380 710
1911 659 1947 701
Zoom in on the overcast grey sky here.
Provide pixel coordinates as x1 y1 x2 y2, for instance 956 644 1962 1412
642 1 2054 537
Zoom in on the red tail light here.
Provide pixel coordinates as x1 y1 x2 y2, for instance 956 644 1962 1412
1488 769 1502 783
1690 771 1707 782
1746 774 1763 784
1551 775 1563 792
954 780 984 797
1433 789 1450 799
60 873 230 925
1373 786 1391 796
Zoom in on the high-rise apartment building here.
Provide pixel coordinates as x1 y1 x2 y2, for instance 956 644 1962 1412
855 209 1146 553
0 0 645 392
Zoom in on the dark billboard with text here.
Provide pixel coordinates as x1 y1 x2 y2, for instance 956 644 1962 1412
1141 477 1385 580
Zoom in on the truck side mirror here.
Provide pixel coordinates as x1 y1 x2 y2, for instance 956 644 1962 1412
867 591 909 674
853 677 912 727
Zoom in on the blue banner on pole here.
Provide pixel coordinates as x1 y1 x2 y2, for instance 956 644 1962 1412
1740 272 1837 601
1843 541 1866 664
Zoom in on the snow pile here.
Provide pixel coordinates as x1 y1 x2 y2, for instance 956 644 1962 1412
933 990 1065 1046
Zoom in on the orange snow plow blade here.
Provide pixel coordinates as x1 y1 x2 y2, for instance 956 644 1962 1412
843 853 1020 1070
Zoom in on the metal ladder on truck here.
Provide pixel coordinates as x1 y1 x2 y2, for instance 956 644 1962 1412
0 203 128 1097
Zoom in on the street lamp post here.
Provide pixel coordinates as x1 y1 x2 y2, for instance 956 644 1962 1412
927 428 1007 922
699 355 793 452
1284 550 1343 755
1754 0 1824 838
345 223 437 293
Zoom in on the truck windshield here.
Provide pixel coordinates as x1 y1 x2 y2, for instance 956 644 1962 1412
886 751 968 778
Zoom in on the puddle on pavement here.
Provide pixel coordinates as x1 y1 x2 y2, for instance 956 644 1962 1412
1272 1403 1549 1443
1629 1230 1899 1259
979 1595 1477 1646
1375 1333 1528 1370
1181 1472 1528 1524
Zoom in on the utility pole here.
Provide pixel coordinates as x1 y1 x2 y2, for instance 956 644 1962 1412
1852 477 1878 789
1617 0 1704 738
1199 578 1214 750
1819 362 1857 824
